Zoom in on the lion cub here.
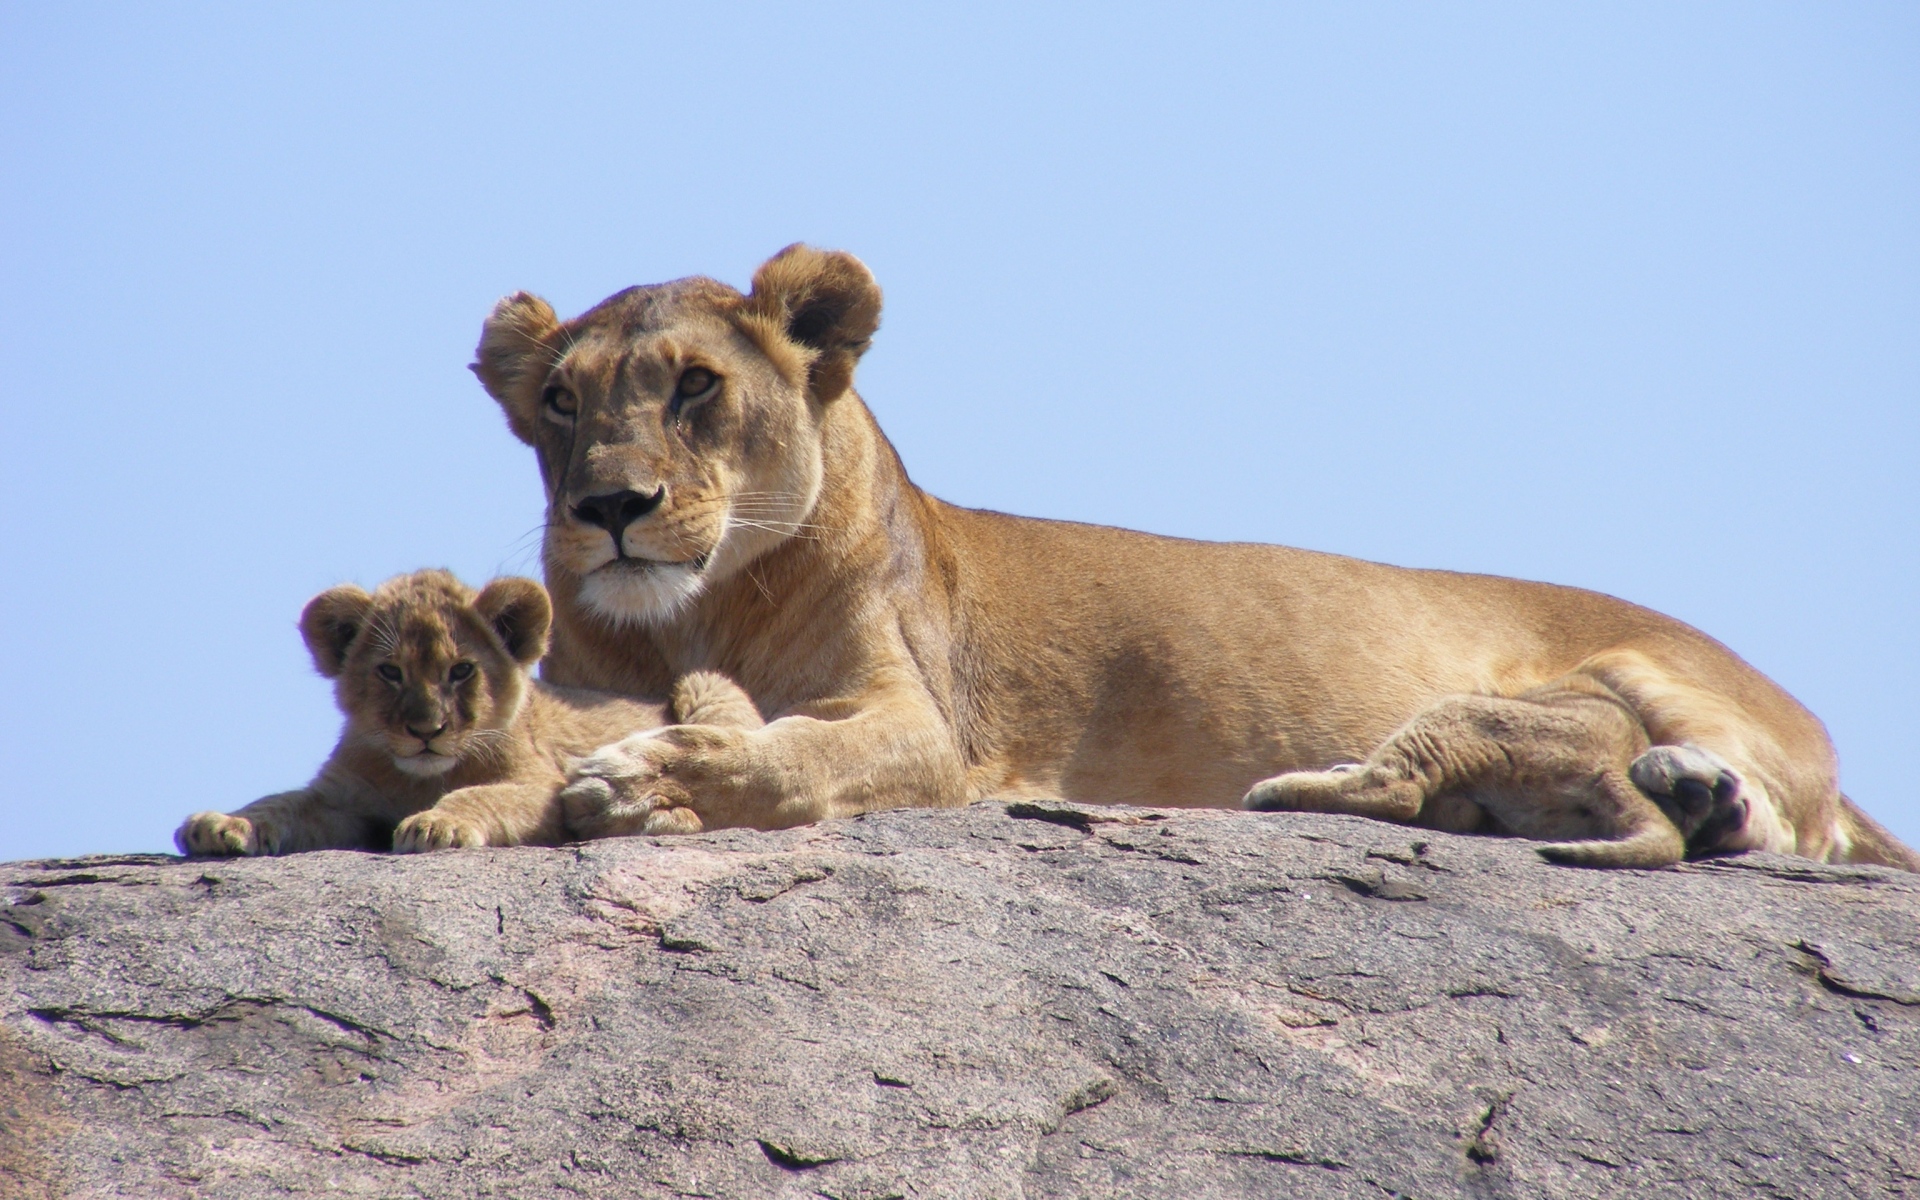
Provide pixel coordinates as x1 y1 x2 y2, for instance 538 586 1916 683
175 570 762 856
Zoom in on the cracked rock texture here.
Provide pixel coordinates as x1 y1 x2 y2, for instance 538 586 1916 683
3 802 1917 1199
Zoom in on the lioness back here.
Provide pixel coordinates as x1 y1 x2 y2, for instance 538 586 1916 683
938 508 1816 810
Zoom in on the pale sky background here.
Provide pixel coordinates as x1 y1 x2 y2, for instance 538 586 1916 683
2 3 1915 862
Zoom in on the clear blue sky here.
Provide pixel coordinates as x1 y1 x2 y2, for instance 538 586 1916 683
3 3 1915 861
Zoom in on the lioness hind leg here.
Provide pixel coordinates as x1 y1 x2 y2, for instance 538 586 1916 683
1245 692 1597 830
1243 695 1525 825
1629 743 1749 853
1246 686 1692 867
1243 763 1429 823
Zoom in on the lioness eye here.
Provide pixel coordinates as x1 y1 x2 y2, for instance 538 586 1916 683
542 385 577 417
376 663 403 683
676 368 716 399
448 662 475 682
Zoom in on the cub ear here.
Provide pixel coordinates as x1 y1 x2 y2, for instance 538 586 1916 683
471 292 561 445
743 244 882 402
473 577 552 667
299 586 374 679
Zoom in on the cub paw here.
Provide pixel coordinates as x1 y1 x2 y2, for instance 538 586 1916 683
1630 744 1747 849
393 809 488 853
175 812 260 856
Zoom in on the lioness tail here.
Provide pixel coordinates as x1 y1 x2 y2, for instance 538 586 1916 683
1837 795 1920 873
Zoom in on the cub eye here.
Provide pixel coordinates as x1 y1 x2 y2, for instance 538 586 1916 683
542 385 577 417
448 661 475 682
376 663 403 684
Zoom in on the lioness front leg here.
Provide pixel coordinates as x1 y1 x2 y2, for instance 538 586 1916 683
559 688 963 840
393 781 564 852
559 724 765 838
594 670 770 836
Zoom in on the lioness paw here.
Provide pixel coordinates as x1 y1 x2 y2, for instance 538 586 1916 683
643 806 706 836
1630 743 1748 850
559 727 739 840
1243 765 1363 812
670 671 764 730
557 785 703 838
568 730 671 783
557 773 674 840
175 812 260 857
559 774 626 837
392 809 489 853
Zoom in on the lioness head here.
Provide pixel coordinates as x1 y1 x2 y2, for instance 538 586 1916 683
301 570 552 776
470 244 882 625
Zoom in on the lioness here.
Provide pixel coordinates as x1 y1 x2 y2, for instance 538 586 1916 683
175 570 761 856
471 245 1916 871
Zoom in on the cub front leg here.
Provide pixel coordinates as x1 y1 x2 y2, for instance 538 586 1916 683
175 786 373 856
176 804 286 857
393 781 564 852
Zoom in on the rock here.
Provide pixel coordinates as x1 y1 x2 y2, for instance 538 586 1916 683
2 803 1915 1199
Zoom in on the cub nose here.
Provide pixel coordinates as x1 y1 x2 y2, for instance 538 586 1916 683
572 487 666 538
407 722 448 741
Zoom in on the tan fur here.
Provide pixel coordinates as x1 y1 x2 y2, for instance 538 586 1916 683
1244 674 1693 867
471 245 1918 872
174 571 761 856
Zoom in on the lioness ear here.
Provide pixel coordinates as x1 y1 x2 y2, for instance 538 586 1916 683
299 586 374 679
473 577 552 667
471 292 561 445
743 245 882 402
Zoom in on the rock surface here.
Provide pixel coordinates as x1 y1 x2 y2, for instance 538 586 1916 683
2 802 1916 1199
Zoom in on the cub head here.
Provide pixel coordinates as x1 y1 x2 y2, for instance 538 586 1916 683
300 570 552 777
471 244 882 626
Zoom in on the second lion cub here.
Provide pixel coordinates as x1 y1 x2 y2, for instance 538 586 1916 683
175 570 761 856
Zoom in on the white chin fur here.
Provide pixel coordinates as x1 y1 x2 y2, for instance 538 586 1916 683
579 561 708 627
393 753 457 777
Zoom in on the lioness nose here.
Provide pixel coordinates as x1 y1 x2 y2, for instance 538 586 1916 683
572 488 666 538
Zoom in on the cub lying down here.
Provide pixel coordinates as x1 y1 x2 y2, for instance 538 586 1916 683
175 570 761 856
